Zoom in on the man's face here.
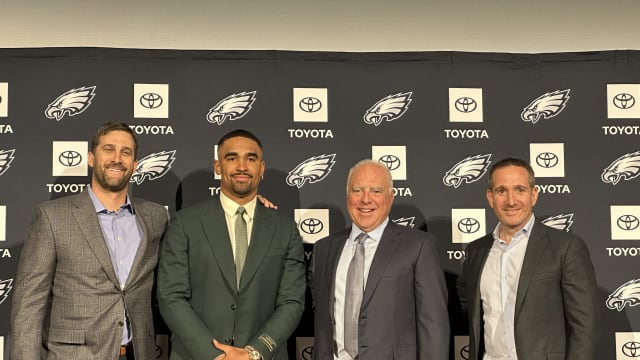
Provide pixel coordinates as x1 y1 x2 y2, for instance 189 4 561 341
486 165 539 234
214 136 264 204
347 164 394 233
88 130 137 193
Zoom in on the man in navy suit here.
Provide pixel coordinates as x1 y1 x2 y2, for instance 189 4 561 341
312 159 449 360
458 157 598 360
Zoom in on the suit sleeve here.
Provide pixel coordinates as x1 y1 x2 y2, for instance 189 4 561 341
10 205 57 359
562 235 598 360
247 219 306 358
157 213 224 359
415 235 450 360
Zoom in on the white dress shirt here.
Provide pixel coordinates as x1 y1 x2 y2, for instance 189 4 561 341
480 215 535 360
219 192 257 258
333 218 388 360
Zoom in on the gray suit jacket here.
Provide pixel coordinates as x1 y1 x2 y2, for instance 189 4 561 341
311 222 450 360
458 221 598 360
157 197 306 360
10 191 168 360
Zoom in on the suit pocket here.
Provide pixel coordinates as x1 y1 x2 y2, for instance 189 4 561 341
47 328 85 345
392 344 416 359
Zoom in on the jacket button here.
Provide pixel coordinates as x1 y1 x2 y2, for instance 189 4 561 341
231 304 237 310
117 321 124 326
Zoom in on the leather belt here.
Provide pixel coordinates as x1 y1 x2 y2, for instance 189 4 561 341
119 344 133 356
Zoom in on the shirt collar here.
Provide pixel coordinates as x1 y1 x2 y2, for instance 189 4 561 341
87 185 134 214
219 191 257 220
492 213 535 244
349 217 389 243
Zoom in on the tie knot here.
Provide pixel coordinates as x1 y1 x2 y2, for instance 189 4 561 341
236 206 246 216
355 232 367 244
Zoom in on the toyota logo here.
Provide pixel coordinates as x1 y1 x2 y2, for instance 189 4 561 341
454 97 477 113
140 92 163 109
301 346 313 360
613 93 636 110
459 344 470 360
58 150 83 167
622 341 640 358
535 152 559 168
300 218 324 234
378 155 401 171
617 215 640 231
299 97 322 113
457 218 480 234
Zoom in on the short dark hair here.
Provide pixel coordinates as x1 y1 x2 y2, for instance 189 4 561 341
217 129 263 151
91 121 138 157
487 157 535 189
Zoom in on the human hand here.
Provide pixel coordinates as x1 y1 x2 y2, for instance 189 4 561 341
257 194 278 209
212 339 250 360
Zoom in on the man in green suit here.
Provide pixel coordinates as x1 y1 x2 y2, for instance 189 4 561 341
157 129 305 360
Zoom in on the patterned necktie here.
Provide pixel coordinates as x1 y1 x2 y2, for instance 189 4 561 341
235 206 248 288
344 232 367 358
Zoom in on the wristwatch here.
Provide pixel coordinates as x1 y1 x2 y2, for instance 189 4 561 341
245 346 261 360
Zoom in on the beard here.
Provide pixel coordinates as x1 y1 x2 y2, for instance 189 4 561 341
92 162 133 192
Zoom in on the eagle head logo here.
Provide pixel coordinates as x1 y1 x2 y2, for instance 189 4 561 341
443 154 492 188
0 278 14 305
0 149 16 177
206 91 257 125
286 154 336 188
363 92 412 126
606 278 640 311
541 213 574 232
521 89 570 124
130 150 176 185
45 86 96 121
392 216 416 228
601 151 640 185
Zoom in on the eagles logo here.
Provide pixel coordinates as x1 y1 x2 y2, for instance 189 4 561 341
286 154 336 188
601 151 640 185
363 92 412 126
45 86 96 121
0 278 13 305
0 149 15 176
130 150 176 185
443 154 492 188
541 213 574 232
606 278 640 311
206 91 257 125
521 89 570 124
392 216 416 228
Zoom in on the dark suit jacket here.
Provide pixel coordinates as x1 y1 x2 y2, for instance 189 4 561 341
157 197 305 360
311 222 450 360
10 191 168 360
458 221 598 360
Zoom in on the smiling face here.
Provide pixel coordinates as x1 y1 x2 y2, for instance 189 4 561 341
346 162 394 233
486 165 539 238
214 135 265 204
88 130 137 194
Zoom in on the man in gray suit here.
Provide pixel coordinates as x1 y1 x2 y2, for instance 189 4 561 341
10 121 169 360
312 159 450 360
157 129 305 360
458 157 598 360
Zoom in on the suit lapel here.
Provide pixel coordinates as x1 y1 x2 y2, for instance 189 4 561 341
515 222 549 316
328 229 350 322
72 192 120 287
240 205 275 290
361 223 402 307
126 199 151 287
202 198 237 290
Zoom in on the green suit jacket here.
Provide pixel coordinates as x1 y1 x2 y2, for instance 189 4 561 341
157 197 305 360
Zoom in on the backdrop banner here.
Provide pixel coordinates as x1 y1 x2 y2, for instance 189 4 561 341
0 48 639 360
